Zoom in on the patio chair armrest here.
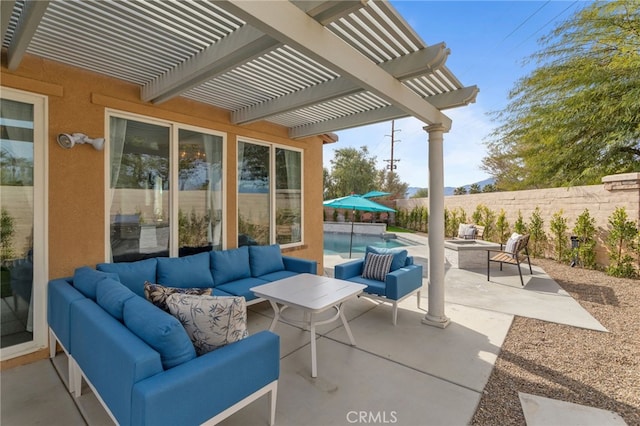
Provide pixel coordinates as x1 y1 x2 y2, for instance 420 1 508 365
334 259 365 280
385 264 423 300
282 256 317 274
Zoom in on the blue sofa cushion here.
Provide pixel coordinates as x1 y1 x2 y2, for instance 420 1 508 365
73 267 119 300
167 294 249 356
249 245 284 277
96 278 137 321
362 253 393 281
211 246 251 285
216 277 269 302
257 269 298 282
97 258 157 297
156 252 213 288
123 296 196 370
343 275 386 297
144 281 212 313
366 246 408 272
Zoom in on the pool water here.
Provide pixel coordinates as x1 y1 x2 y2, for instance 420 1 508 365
323 232 411 257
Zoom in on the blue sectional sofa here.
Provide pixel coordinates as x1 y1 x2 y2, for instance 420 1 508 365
334 246 423 325
48 244 317 426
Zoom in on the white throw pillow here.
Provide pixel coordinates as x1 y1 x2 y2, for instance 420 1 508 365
505 233 522 256
166 293 248 355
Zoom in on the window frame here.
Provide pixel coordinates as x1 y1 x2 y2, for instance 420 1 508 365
104 109 226 260
237 136 304 248
0 87 49 360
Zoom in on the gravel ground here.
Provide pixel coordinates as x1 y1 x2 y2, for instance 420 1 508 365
471 258 640 425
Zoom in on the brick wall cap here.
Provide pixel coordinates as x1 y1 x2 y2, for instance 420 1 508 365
602 172 640 183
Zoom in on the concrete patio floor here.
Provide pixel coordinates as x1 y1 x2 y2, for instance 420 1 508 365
2 234 613 425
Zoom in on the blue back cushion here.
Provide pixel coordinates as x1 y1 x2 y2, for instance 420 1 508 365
73 267 119 300
156 252 213 288
211 246 251 285
122 296 196 369
365 246 408 272
97 258 158 297
249 244 284 277
96 278 137 321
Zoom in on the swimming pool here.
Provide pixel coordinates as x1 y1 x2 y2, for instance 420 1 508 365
323 232 411 257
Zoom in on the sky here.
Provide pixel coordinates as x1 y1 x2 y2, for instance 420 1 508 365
322 1 588 189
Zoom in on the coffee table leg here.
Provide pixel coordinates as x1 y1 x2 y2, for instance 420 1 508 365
310 312 317 378
339 304 357 346
268 301 281 332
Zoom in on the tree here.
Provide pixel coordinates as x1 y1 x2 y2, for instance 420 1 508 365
483 1 640 189
482 183 497 193
468 183 481 194
412 188 429 198
375 169 409 200
326 146 377 198
454 186 467 195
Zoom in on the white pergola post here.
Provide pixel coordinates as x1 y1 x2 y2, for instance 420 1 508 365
422 124 451 329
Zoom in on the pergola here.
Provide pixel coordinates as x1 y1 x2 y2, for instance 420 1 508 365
2 0 478 328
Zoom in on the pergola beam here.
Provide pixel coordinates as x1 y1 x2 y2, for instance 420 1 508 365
290 105 406 139
143 0 366 104
431 85 479 110
142 26 279 104
1 0 16 41
288 86 478 139
292 1 366 26
232 43 450 125
218 0 452 129
6 0 49 71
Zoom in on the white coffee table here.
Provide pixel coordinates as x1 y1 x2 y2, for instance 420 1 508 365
251 273 366 378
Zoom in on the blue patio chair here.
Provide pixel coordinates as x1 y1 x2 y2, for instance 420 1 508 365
334 247 423 325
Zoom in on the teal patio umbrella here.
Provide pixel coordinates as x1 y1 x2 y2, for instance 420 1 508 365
323 195 395 258
361 190 391 199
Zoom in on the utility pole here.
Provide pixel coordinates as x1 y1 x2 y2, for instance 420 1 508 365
384 119 401 174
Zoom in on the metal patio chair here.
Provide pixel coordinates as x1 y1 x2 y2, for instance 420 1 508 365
487 234 532 286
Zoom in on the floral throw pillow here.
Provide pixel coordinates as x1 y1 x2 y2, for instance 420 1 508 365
144 281 212 313
166 293 249 356
361 253 394 281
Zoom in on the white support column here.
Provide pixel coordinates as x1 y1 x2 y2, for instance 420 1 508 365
422 124 451 329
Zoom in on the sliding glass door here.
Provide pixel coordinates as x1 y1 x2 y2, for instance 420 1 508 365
0 88 47 359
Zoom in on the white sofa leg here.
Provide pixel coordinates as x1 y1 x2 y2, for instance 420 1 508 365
416 291 421 310
392 302 398 326
48 328 56 359
269 381 278 426
70 358 82 397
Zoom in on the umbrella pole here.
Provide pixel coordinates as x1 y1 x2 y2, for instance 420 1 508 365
349 210 355 258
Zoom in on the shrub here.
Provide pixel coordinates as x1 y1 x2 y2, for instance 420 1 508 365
528 207 546 258
514 210 527 235
495 209 510 245
606 207 638 278
332 209 338 222
572 209 597 269
421 207 429 233
0 208 16 261
473 204 496 241
550 210 569 262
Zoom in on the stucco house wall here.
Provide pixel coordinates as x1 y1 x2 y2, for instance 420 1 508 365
1 53 325 280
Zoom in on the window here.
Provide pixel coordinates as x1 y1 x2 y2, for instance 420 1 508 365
238 140 302 247
107 113 224 261
0 89 48 359
178 129 224 254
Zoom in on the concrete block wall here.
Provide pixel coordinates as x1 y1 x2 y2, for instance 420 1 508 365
396 173 640 267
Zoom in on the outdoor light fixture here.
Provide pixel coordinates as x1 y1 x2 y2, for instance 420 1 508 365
57 133 105 151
